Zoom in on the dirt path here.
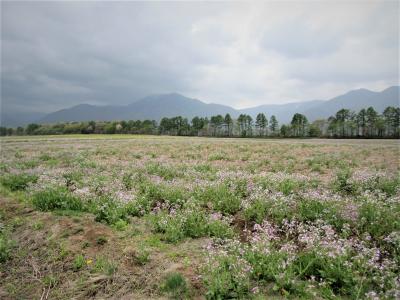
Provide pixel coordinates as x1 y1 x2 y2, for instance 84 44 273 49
0 196 205 299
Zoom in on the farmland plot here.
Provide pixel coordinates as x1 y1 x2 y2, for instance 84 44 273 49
0 135 399 299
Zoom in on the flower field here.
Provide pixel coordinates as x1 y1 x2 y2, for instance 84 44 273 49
0 135 399 299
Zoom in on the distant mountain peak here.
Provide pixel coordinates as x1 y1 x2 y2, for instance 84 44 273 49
3 86 398 127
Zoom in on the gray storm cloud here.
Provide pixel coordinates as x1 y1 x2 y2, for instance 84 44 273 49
1 1 399 115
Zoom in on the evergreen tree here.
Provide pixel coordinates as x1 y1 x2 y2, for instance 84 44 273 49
255 113 267 136
269 115 278 136
224 114 233 136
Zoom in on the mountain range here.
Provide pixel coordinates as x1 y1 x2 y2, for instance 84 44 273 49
2 86 399 127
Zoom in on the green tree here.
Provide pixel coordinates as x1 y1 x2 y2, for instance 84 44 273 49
291 113 308 137
383 106 399 137
357 108 367 137
16 127 24 135
0 127 7 136
104 122 117 134
237 114 247 137
280 124 289 137
210 115 224 136
245 115 253 137
335 109 350 137
366 107 378 137
255 113 267 136
159 117 172 134
224 113 233 136
269 115 278 136
26 123 40 135
192 116 206 136
309 120 325 137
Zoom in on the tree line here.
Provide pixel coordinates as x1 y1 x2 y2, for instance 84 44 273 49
1 106 399 138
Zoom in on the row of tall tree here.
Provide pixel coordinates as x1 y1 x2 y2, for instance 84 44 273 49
1 106 399 138
326 107 400 138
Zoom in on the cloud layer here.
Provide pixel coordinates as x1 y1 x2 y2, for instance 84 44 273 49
1 1 399 114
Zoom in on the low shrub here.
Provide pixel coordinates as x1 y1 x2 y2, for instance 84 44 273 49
96 236 108 245
162 272 188 298
0 231 13 263
130 180 188 216
203 254 252 299
295 251 351 290
150 207 234 243
298 199 346 231
363 176 400 196
122 172 134 190
357 201 400 240
207 219 235 239
135 246 150 265
63 171 83 188
334 169 357 195
195 185 241 215
146 163 180 180
90 196 127 225
112 219 128 231
32 187 83 211
0 173 38 191
243 198 270 223
72 254 85 271
278 178 299 195
93 256 118 275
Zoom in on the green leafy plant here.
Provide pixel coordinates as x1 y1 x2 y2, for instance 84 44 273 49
0 173 38 191
73 254 85 271
32 187 83 211
0 232 13 263
162 272 188 298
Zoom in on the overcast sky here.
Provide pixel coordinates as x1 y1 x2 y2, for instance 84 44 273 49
1 1 399 114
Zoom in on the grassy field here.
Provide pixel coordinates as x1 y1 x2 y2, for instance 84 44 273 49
0 135 399 299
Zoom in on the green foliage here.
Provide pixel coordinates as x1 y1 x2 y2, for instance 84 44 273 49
150 207 234 243
363 176 400 196
266 200 294 225
96 236 108 245
243 198 269 223
125 196 151 217
293 251 356 296
112 219 128 231
2 104 399 138
39 153 52 161
298 199 345 229
122 172 134 190
32 187 83 211
208 153 230 161
42 274 58 288
32 221 44 230
90 196 127 225
93 256 117 276
162 272 188 298
146 163 181 180
73 254 85 271
0 173 38 191
203 255 251 299
126 181 188 217
63 171 83 188
334 169 356 195
207 219 235 239
17 160 39 170
195 184 241 215
135 246 150 265
0 231 14 263
278 178 299 195
193 163 215 173
358 201 400 240
244 197 293 225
